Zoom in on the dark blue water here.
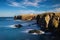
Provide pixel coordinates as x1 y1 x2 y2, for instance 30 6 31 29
0 17 41 40
0 17 52 40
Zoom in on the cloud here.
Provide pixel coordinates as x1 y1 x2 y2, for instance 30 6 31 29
52 4 60 8
54 8 60 12
17 10 47 15
6 0 46 8
16 7 60 15
8 2 19 7
46 7 60 12
17 8 60 15
23 0 46 7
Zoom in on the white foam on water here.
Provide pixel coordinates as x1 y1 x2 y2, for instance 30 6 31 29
15 20 28 22
39 30 45 34
8 25 17 28
32 33 38 35
21 29 45 35
21 29 34 33
31 30 45 35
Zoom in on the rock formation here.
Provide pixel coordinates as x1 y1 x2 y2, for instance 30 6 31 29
36 12 60 33
28 30 45 34
14 15 22 20
14 14 37 21
14 12 60 33
14 12 60 39
15 24 22 28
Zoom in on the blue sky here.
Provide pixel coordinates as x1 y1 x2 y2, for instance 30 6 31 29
0 0 60 17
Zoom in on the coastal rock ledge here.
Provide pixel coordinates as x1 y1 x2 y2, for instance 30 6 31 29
14 12 60 34
36 12 60 32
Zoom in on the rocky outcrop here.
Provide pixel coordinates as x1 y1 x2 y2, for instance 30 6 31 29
28 30 45 34
15 24 22 28
14 15 22 20
14 14 37 21
36 12 60 32
14 12 60 32
14 12 60 39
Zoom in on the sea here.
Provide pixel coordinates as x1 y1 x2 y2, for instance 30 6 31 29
0 17 52 40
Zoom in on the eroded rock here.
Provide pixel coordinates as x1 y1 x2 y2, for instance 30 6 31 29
15 24 22 28
36 12 60 33
28 30 45 34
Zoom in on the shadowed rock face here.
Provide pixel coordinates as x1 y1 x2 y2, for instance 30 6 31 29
14 15 22 20
28 30 40 33
15 24 22 28
35 13 60 40
36 13 60 40
28 30 45 34
36 12 60 32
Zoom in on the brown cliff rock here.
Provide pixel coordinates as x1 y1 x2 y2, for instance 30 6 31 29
36 12 60 32
14 14 37 21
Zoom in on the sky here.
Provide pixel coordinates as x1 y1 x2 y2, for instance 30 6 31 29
0 0 60 17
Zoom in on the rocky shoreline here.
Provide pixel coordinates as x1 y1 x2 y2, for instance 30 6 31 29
14 12 60 40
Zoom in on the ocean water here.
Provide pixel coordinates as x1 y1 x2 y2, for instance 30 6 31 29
0 17 41 40
0 17 52 40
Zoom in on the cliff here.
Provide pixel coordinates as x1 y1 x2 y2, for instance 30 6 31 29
14 12 60 32
14 12 60 39
14 14 37 21
36 12 60 32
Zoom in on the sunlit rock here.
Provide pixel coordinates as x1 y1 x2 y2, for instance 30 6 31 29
14 14 37 21
36 12 60 32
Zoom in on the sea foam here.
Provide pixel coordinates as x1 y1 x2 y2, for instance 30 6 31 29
8 25 17 28
21 29 34 33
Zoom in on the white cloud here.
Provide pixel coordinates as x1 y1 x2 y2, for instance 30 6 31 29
7 0 46 8
23 0 44 7
8 2 19 7
54 8 60 12
17 10 46 15
17 8 60 15
46 8 60 12
52 4 60 8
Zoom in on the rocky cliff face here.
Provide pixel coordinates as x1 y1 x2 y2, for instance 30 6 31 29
14 14 37 21
36 12 60 32
14 12 60 39
14 12 60 32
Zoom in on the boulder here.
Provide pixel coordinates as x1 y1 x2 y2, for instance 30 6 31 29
28 30 45 34
15 24 22 28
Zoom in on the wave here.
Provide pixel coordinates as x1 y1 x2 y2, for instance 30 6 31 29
15 20 28 22
5 19 13 20
21 29 34 33
21 29 45 35
7 25 17 28
31 33 38 35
